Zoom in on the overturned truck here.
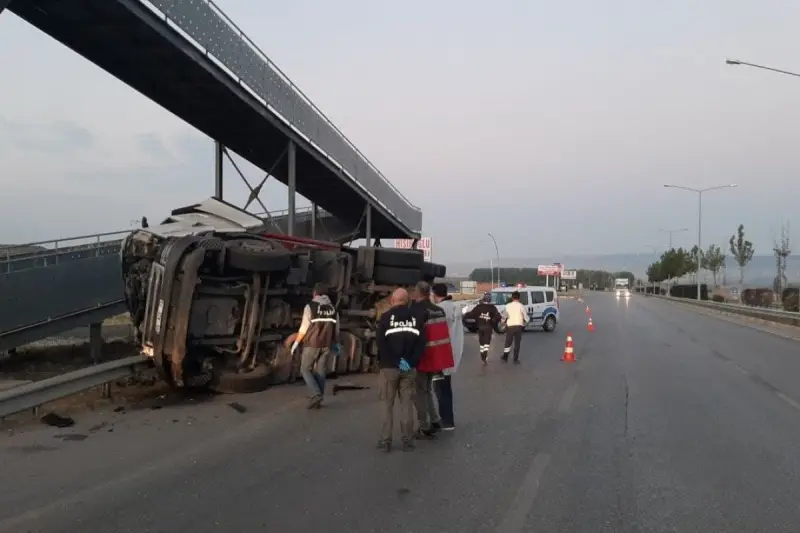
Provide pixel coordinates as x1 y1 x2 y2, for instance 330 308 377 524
121 198 445 393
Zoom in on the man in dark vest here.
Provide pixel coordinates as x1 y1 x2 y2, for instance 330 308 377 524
287 283 340 409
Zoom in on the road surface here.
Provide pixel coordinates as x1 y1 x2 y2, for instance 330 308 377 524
3 295 800 532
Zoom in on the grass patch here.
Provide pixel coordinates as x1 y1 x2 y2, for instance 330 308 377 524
103 313 131 326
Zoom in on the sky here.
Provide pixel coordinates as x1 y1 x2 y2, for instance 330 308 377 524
1 0 799 263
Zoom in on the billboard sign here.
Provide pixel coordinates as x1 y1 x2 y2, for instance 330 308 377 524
460 280 477 295
393 237 432 261
561 270 577 280
537 264 561 276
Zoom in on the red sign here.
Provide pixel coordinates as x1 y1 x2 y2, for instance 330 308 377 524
537 264 561 276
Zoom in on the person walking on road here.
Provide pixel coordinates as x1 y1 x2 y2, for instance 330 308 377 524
464 292 502 364
502 290 528 364
286 283 340 409
411 281 455 439
431 283 463 431
375 287 427 452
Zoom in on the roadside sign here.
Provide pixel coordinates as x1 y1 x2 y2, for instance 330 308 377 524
537 264 561 276
393 237 432 261
561 270 577 280
460 280 477 294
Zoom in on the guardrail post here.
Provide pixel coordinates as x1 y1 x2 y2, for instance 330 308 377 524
287 140 296 236
89 322 103 365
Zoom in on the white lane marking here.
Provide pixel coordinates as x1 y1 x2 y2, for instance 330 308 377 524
776 391 800 411
558 383 578 414
496 453 552 533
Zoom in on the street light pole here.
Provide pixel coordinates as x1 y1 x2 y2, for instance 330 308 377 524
663 184 738 300
726 59 800 79
659 228 688 250
488 233 500 288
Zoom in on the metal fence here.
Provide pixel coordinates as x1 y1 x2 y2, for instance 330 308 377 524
141 0 423 233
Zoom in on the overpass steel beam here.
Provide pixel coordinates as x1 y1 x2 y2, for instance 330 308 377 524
365 204 372 245
214 141 223 200
287 140 296 236
311 203 318 239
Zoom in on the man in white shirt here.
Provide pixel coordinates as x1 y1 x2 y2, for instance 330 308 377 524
502 291 528 364
430 283 463 430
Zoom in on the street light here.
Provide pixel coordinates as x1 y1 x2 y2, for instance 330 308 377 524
726 59 800 79
658 228 688 250
663 184 738 300
487 233 500 289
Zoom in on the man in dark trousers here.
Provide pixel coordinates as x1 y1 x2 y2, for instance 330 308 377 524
375 287 427 452
411 281 455 439
464 292 502 364
286 283 340 409
502 290 529 364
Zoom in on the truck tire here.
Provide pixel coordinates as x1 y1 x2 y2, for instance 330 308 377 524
374 265 422 286
225 239 291 272
374 248 424 269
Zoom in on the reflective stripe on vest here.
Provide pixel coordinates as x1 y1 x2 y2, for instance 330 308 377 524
385 326 420 336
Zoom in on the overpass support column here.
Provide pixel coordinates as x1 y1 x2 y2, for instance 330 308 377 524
365 204 372 245
214 141 223 200
287 140 296 236
310 203 318 239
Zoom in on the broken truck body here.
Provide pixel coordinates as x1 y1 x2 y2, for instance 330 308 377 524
121 198 445 393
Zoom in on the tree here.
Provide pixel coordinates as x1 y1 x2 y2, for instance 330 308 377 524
658 247 693 282
701 244 726 286
646 261 664 283
729 224 754 285
686 245 702 277
772 222 791 295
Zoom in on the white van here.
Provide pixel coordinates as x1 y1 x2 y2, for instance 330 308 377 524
463 284 560 333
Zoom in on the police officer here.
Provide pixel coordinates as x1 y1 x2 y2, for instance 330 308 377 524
375 288 427 452
287 283 340 409
464 292 502 364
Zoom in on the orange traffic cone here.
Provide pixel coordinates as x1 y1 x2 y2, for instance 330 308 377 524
562 333 575 362
587 317 595 332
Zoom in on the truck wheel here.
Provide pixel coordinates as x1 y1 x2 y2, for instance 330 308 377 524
374 248 424 269
374 265 422 286
225 239 291 272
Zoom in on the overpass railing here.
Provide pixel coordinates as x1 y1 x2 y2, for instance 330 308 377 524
143 0 422 232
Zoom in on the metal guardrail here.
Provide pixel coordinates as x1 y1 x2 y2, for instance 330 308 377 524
646 294 800 327
0 356 149 418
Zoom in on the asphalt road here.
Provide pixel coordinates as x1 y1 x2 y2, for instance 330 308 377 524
3 295 800 532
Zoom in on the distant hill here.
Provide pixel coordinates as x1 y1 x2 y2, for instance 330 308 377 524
445 254 800 286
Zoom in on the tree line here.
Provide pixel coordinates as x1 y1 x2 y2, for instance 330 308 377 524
469 268 635 288
646 223 761 286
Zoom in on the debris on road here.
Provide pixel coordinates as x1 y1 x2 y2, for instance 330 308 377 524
40 412 75 428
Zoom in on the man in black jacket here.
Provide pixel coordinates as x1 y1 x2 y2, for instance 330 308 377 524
464 292 502 364
375 287 427 452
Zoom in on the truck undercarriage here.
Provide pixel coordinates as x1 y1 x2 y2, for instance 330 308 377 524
121 198 445 393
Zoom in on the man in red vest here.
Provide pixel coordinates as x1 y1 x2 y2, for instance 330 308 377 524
410 281 455 438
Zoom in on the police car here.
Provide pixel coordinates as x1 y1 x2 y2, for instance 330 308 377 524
462 284 560 333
